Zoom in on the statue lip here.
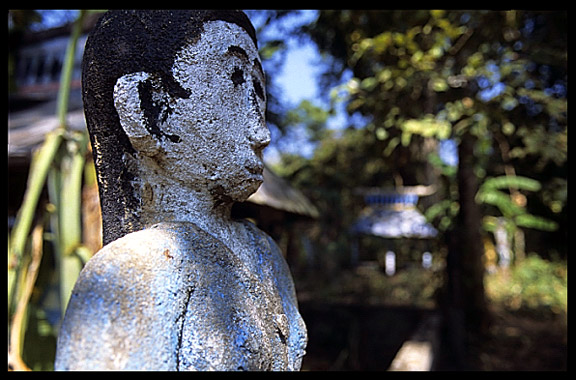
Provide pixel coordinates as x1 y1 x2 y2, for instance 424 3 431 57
245 160 264 176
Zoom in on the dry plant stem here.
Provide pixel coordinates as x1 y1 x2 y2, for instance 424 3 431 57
9 224 44 371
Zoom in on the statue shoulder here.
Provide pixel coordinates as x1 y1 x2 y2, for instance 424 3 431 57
86 221 217 270
68 221 218 301
55 222 211 370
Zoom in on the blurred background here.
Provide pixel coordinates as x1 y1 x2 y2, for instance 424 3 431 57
8 10 567 371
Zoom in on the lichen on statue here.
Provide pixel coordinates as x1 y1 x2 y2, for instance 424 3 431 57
54 10 307 371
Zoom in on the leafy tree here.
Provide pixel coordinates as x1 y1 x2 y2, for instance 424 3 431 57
262 10 566 363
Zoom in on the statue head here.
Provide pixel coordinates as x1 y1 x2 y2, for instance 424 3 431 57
83 10 270 245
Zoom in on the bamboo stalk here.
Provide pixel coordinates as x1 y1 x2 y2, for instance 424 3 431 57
8 129 63 312
58 135 87 312
8 10 87 313
56 10 86 127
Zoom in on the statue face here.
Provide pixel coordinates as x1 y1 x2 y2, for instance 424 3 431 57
156 20 270 202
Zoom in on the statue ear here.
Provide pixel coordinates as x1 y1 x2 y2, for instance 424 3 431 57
113 72 164 156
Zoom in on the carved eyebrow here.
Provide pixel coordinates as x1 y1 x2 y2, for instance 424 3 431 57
227 45 249 60
226 45 265 78
253 58 264 79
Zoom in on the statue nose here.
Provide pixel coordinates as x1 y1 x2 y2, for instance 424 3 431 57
250 123 271 150
246 87 269 150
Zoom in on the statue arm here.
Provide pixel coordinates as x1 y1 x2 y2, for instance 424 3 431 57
55 236 185 370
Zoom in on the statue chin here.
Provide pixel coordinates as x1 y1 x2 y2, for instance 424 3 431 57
211 174 263 205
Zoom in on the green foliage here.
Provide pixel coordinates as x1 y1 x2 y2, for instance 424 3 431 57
257 11 568 285
425 199 459 232
400 116 451 146
299 10 566 246
307 10 567 173
478 190 524 218
284 99 330 142
514 214 558 232
486 254 567 317
477 175 558 232
481 175 541 193
512 124 567 170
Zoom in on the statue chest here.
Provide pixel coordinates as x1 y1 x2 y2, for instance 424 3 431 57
151 222 306 371
175 261 294 371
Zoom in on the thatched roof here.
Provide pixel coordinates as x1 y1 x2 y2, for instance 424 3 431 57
8 96 85 163
248 166 319 219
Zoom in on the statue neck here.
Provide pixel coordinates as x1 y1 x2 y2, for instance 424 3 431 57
140 173 232 228
134 166 252 255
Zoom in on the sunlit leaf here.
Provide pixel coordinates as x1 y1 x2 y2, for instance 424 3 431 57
515 214 558 231
481 175 542 192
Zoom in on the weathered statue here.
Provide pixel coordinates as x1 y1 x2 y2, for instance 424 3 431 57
54 10 307 371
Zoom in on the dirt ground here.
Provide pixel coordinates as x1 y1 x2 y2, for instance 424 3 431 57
468 307 567 371
295 263 566 371
295 279 566 370
298 302 567 371
298 302 431 370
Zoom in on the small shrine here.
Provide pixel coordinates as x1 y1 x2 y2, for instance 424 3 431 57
350 186 438 275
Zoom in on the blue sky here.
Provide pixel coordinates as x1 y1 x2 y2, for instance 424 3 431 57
276 43 320 104
247 10 322 106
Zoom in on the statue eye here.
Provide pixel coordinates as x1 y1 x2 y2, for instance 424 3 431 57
252 78 264 101
231 67 245 87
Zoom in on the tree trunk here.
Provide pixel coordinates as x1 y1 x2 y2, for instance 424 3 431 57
455 132 489 330
441 131 490 369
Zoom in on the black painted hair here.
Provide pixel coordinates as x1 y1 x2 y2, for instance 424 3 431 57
82 10 257 245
